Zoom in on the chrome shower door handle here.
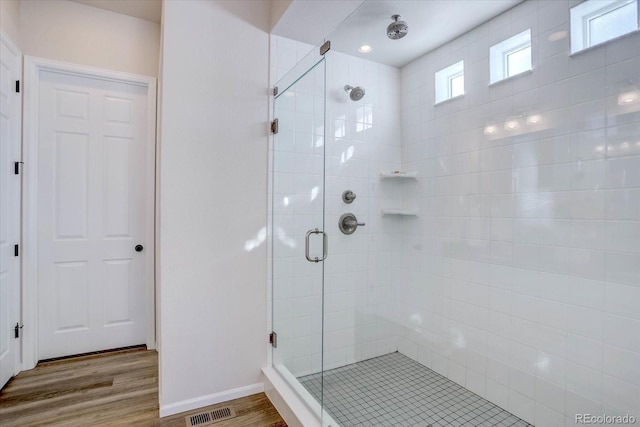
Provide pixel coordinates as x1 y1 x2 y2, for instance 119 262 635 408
322 231 328 261
305 228 328 263
305 228 317 262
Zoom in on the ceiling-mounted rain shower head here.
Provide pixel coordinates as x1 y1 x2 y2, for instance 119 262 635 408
387 14 408 40
344 85 365 101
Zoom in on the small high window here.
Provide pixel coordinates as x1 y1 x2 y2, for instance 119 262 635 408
570 0 639 53
489 29 532 84
435 60 464 104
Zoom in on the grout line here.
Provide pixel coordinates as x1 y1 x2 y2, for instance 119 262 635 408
297 352 533 426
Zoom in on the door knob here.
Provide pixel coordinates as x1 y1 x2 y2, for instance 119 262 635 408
338 213 365 235
135 244 144 252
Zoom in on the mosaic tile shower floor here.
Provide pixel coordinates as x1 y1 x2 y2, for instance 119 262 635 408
298 352 534 427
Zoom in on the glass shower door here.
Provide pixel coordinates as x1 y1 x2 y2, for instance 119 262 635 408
271 53 327 417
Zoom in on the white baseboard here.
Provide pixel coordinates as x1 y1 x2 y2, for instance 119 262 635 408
159 382 264 418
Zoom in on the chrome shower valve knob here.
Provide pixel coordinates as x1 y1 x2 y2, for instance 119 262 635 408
342 190 357 204
339 213 365 235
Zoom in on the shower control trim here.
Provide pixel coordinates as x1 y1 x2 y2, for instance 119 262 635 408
342 190 357 204
339 213 365 235
305 228 328 263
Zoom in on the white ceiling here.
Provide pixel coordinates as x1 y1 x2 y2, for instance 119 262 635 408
327 0 524 67
272 0 524 68
68 0 523 68
69 0 162 23
272 0 365 48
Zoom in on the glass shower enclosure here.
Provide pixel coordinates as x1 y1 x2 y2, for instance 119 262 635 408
271 44 330 423
271 34 406 426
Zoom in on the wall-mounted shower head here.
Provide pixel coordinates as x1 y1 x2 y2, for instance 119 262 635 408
387 15 408 40
344 85 365 101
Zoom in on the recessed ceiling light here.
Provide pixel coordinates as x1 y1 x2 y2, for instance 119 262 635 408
358 45 372 53
548 31 567 42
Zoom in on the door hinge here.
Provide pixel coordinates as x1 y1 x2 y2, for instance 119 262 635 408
14 244 19 257
15 80 20 93
273 86 278 96
14 323 23 339
14 161 23 175
320 40 331 56
269 331 277 348
271 118 279 134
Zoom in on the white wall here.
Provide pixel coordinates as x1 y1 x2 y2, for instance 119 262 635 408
270 0 293 32
158 0 270 416
19 0 160 76
0 0 20 46
271 0 363 47
398 0 640 425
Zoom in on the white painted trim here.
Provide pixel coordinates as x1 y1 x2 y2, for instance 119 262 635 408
159 383 265 418
22 56 39 370
144 77 157 351
26 57 154 87
0 31 20 57
21 56 157 369
0 31 23 380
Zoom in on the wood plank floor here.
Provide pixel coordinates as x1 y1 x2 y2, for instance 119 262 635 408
0 348 286 427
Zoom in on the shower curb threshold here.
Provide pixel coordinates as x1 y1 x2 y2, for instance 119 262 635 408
263 367 324 427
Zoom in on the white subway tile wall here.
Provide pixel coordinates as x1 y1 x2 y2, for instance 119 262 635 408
270 0 640 424
399 0 640 424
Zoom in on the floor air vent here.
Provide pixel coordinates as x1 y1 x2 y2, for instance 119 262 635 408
185 407 236 426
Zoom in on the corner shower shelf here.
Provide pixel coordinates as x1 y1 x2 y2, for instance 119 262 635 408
380 171 418 180
381 209 419 216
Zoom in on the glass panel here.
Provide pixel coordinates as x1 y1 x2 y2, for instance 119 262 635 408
506 45 531 77
450 73 465 98
271 51 326 419
318 41 404 427
588 1 637 46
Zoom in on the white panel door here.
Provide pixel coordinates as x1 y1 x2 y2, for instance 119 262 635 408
37 68 151 360
0 34 22 388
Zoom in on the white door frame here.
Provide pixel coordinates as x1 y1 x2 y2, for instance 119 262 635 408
22 56 157 369
0 31 22 385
